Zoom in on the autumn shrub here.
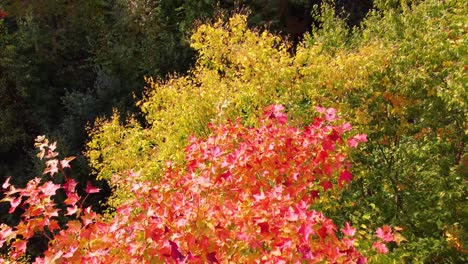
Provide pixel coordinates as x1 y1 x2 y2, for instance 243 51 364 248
1 106 404 263
87 0 466 261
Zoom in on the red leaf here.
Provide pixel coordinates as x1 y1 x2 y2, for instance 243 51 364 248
206 252 219 263
169 240 185 261
11 239 27 256
64 178 78 194
64 192 80 206
48 220 61 232
82 207 97 226
308 190 319 200
258 222 270 234
338 170 353 186
320 181 333 191
357 256 368 264
7 105 374 262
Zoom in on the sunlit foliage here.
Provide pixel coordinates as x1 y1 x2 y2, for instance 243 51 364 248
87 1 466 261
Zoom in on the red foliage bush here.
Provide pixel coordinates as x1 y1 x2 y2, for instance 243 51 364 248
1 105 399 263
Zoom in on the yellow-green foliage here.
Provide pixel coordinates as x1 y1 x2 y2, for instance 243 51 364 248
87 111 152 180
89 15 298 184
87 13 392 184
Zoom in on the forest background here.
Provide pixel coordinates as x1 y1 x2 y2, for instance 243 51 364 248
0 0 466 262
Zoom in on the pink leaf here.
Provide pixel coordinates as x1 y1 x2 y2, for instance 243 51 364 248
341 122 353 132
341 222 356 237
265 104 288 124
44 159 59 176
347 138 359 148
44 142 58 159
253 191 266 201
84 182 100 194
285 207 299 221
41 181 61 196
196 176 211 188
298 223 314 241
64 179 78 194
348 134 368 147
9 196 21 213
2 177 11 189
355 134 368 142
372 241 388 254
60 156 76 169
376 225 394 242
66 205 78 216
62 245 78 258
0 224 14 247
82 207 97 226
176 218 188 228
315 106 326 113
343 237 355 248
131 182 142 192
325 108 337 122
210 146 222 158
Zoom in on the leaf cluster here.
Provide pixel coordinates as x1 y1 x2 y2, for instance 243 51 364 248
1 109 401 263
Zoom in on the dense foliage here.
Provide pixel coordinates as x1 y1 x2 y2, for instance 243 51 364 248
1 109 401 262
87 0 466 262
1 0 466 262
0 0 370 178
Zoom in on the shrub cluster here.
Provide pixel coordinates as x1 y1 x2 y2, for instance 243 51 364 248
1 107 401 263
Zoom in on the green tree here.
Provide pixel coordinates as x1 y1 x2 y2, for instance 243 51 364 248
0 11 35 181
